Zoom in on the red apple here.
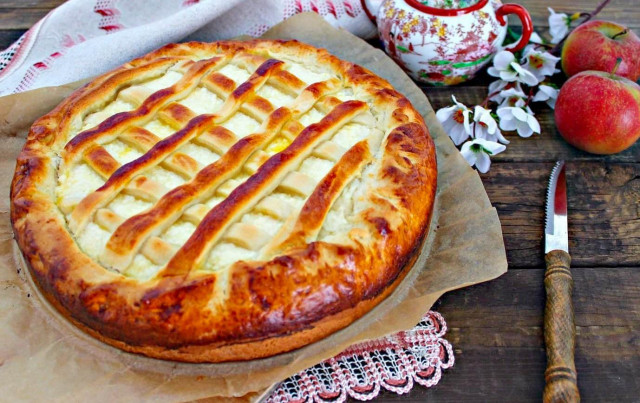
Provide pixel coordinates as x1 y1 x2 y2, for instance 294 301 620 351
555 70 640 154
562 20 640 82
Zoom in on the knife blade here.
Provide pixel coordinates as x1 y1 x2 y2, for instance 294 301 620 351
543 161 580 403
545 161 568 253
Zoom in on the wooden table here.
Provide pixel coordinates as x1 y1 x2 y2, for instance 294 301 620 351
1 1 638 401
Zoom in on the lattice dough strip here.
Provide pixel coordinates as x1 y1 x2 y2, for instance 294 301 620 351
70 58 183 137
160 100 369 277
211 111 381 263
67 60 321 220
64 56 230 165
66 110 205 214
102 76 348 270
265 140 374 258
68 58 285 235
100 106 292 271
119 126 204 178
58 60 229 213
94 208 177 270
100 77 347 272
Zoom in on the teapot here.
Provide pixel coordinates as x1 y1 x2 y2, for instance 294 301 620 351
364 0 533 85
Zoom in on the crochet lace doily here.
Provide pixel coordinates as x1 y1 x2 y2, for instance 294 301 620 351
266 311 454 402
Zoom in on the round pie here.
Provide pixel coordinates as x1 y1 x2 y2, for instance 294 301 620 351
11 40 437 362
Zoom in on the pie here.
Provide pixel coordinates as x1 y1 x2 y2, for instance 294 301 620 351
11 40 437 362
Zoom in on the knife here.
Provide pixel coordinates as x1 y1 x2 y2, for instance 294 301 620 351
543 161 580 403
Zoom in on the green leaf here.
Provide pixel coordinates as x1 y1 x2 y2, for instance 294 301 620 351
397 45 409 53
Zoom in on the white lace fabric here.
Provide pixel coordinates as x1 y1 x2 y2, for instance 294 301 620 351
266 311 454 402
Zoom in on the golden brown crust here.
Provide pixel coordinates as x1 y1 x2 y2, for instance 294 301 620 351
11 40 437 362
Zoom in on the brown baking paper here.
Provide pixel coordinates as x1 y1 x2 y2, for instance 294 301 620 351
0 13 506 402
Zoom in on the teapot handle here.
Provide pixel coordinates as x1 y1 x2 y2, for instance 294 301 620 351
496 4 533 52
360 0 377 23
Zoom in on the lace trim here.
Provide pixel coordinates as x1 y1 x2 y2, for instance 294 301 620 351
266 311 454 402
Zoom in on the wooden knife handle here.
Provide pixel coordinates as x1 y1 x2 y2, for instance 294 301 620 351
543 250 580 403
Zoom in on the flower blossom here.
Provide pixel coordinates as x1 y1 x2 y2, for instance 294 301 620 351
473 106 509 144
436 95 472 145
529 32 545 45
522 47 561 81
488 80 524 103
488 50 539 86
460 138 506 173
497 105 541 138
498 87 528 109
532 84 559 109
548 7 571 44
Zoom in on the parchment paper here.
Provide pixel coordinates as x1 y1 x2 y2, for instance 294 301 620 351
0 13 507 402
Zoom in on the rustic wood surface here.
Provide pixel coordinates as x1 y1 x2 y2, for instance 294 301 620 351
0 0 638 401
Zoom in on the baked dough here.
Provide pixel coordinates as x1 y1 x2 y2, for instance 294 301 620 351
11 40 437 362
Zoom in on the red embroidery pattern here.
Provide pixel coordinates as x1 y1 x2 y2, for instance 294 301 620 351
14 51 64 93
266 311 454 402
94 0 123 33
285 0 363 20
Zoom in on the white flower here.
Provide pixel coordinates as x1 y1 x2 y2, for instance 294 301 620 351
460 138 506 173
436 95 472 146
548 7 571 44
532 84 559 109
529 32 545 45
498 87 528 109
488 80 523 103
497 105 541 138
521 47 561 81
488 50 539 86
473 105 509 144
488 79 509 102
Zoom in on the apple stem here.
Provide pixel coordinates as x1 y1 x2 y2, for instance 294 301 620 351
611 29 629 40
550 0 612 54
612 57 623 76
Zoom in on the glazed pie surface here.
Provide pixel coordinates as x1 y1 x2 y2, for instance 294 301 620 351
11 40 436 362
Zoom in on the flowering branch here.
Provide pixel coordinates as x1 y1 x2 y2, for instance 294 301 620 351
550 0 613 53
436 1 612 173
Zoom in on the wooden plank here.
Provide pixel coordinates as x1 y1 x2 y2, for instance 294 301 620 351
437 267 640 329
0 0 64 8
515 0 640 31
376 345 639 402
425 86 640 163
0 8 53 30
375 267 640 401
0 29 25 49
0 0 638 31
483 161 640 268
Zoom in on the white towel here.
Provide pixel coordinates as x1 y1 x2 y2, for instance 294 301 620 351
0 0 377 95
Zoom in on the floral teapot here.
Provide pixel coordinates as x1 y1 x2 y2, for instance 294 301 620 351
364 0 533 85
